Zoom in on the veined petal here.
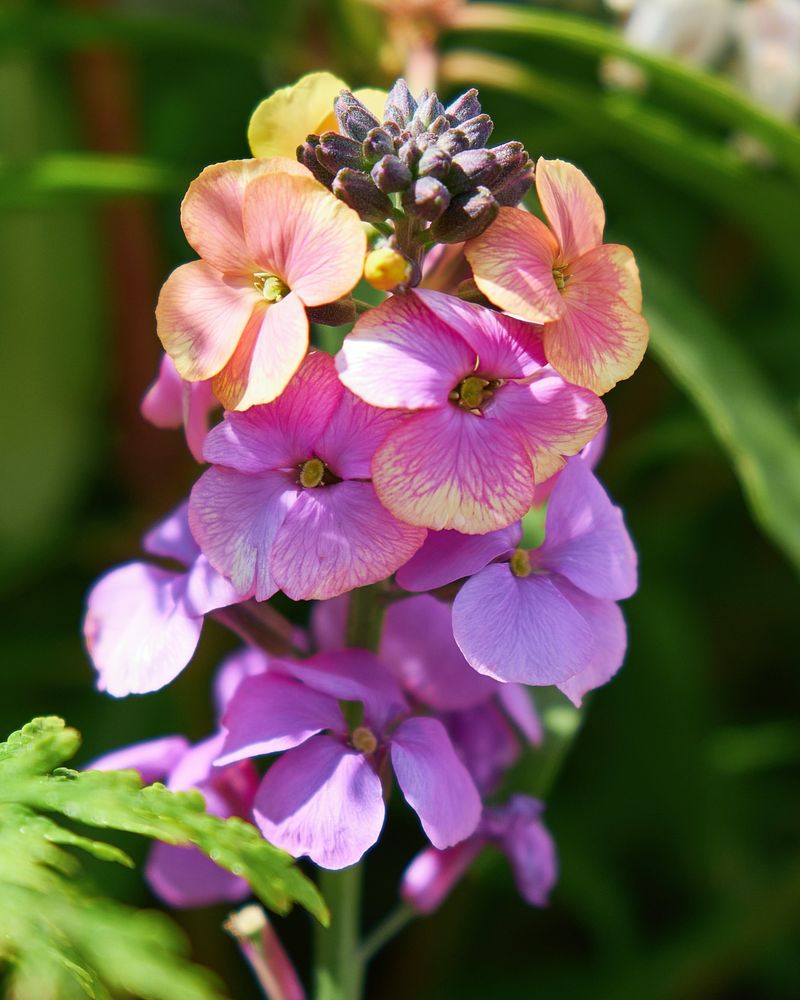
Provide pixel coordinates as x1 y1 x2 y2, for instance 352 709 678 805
336 292 476 409
204 352 343 472
571 243 643 312
382 595 499 711
212 292 309 411
465 207 563 324
488 375 607 483
452 563 594 685
535 157 605 260
544 282 649 395
372 406 535 534
248 72 348 158
556 588 628 707
538 460 638 600
315 388 405 480
189 467 300 601
84 563 203 696
242 172 366 306
157 261 258 383
271 480 426 601
180 157 310 272
396 523 522 592
391 717 482 849
254 736 385 869
216 673 343 765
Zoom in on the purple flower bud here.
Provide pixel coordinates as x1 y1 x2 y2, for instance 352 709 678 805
429 186 498 243
428 114 451 137
332 168 395 223
488 144 534 205
371 154 412 193
362 127 396 165
460 114 494 148
412 92 446 132
448 149 501 193
316 131 364 173
445 88 482 124
418 146 451 180
492 166 535 206
437 129 471 157
335 90 381 142
398 137 421 169
384 78 417 127
402 176 451 222
297 137 333 187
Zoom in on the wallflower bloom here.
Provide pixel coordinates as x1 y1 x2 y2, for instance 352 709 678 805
156 158 366 410
398 459 637 696
189 352 427 602
401 795 557 913
141 352 217 462
336 289 605 533
216 650 482 869
465 158 649 395
84 503 239 696
248 71 386 159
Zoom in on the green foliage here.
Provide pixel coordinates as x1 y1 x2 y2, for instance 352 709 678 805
0 717 328 1000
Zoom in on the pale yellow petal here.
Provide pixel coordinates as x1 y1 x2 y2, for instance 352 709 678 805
248 71 347 158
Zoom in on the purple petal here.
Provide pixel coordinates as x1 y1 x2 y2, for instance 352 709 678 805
444 702 520 795
88 735 190 784
485 795 557 907
142 502 198 566
537 460 637 601
270 481 425 601
203 351 343 472
498 685 543 745
382 595 498 710
315 388 406 481
213 647 271 718
337 291 476 409
309 595 349 652
181 553 241 617
217 673 344 765
452 563 593 685
281 650 407 734
254 736 385 869
140 353 183 429
183 377 218 463
391 716 482 849
396 523 521 592
414 289 547 375
189 467 300 601
556 589 628 706
166 732 226 791
400 839 484 915
84 562 203 696
146 841 250 909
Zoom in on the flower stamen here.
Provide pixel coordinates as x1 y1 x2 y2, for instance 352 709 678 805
510 548 532 578
299 458 326 488
552 265 568 291
351 726 378 754
253 272 289 302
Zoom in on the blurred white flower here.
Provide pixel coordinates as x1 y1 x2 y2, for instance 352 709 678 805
734 0 800 120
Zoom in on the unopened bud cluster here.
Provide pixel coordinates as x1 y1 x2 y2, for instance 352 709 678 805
298 79 533 249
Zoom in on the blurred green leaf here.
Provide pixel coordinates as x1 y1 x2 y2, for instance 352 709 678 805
449 4 800 179
641 257 800 574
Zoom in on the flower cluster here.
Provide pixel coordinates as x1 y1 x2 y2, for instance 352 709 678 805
84 71 646 923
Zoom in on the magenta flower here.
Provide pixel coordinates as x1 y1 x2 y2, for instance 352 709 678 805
189 351 426 602
465 158 649 396
141 352 218 462
84 503 240 696
156 158 366 410
397 458 637 697
216 650 482 869
401 795 557 914
91 730 259 908
336 289 606 534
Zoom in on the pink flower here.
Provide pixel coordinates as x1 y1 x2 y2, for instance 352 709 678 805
216 650 482 869
336 289 606 534
84 503 240 696
156 158 366 411
401 795 557 913
398 458 638 697
465 158 649 395
189 351 426 602
141 353 218 462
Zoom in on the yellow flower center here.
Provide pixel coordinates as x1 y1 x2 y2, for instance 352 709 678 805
351 726 378 754
299 458 326 488
253 272 289 302
510 548 532 578
552 265 568 291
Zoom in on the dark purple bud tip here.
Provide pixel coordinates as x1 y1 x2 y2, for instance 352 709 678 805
445 88 482 124
371 154 412 194
402 176 451 222
448 149 501 193
418 146 452 180
384 78 418 128
437 129 471 157
317 132 365 173
335 90 381 142
412 92 447 132
297 137 333 187
362 127 397 165
332 167 396 224
460 114 494 149
429 186 498 243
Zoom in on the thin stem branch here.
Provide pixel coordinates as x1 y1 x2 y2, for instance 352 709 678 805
357 904 416 966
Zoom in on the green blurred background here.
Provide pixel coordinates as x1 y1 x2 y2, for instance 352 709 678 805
1 0 799 997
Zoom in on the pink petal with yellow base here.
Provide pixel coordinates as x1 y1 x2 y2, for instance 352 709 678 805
211 291 309 410
535 157 605 260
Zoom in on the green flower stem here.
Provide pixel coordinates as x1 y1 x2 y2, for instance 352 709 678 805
357 903 416 966
313 585 387 1000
